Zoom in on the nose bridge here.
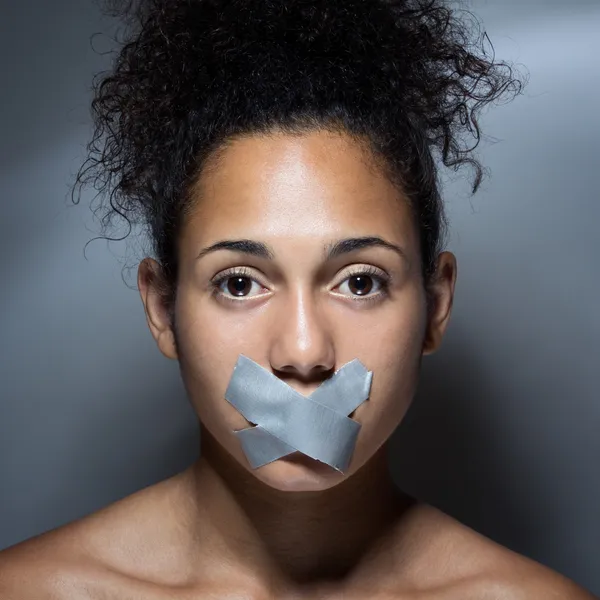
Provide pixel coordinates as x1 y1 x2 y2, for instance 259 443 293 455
269 282 335 376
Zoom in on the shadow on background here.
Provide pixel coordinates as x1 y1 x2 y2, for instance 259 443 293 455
390 340 549 563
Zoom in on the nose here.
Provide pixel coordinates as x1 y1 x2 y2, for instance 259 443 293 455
268 286 335 380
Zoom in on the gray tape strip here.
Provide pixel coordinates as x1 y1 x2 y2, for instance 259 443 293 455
224 356 372 473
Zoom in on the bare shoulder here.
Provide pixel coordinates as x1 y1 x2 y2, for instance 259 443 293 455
0 542 121 600
397 502 597 599
0 470 202 599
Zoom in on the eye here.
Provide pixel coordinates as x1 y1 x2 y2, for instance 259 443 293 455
211 268 268 300
334 267 389 299
337 275 381 296
223 276 260 297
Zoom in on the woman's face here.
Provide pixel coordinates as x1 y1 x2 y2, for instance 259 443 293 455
140 130 455 492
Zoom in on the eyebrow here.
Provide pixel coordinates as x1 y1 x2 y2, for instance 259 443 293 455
325 237 407 262
196 236 407 262
197 239 275 260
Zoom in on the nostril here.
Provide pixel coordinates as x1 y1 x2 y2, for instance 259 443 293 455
272 366 336 390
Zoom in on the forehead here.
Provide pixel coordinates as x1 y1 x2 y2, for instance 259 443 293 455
185 130 415 247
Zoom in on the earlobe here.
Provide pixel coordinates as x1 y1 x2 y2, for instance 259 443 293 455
421 320 441 356
157 329 178 360
421 332 437 356
421 252 457 357
138 258 179 360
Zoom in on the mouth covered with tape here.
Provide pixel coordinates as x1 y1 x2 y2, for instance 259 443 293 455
224 355 373 473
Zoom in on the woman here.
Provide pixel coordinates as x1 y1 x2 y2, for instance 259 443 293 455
0 0 595 598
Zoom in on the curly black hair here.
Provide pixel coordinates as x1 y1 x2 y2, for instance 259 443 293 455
74 0 523 320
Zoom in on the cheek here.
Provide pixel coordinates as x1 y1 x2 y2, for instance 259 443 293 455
349 289 426 420
349 285 427 369
173 291 270 430
175 288 256 367
173 294 238 421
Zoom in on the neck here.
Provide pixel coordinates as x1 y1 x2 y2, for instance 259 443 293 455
188 427 415 594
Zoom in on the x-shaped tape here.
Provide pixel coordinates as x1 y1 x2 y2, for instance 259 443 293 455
224 355 373 473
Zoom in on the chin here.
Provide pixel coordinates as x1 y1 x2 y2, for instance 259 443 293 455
251 454 348 492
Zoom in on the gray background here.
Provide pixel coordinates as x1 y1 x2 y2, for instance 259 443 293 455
0 0 598 595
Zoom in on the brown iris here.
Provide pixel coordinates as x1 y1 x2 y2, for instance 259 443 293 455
348 275 373 296
227 277 252 296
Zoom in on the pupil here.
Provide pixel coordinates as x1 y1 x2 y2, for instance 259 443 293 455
228 277 250 296
350 276 372 295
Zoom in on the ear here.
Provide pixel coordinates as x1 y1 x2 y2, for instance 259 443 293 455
422 251 457 356
138 258 178 360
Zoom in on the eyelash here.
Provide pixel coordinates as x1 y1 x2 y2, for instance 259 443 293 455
210 266 390 305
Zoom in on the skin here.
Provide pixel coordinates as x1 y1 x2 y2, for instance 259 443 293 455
0 130 596 599
145 128 451 589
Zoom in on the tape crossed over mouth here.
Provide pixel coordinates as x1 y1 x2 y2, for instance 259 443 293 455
224 355 373 473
